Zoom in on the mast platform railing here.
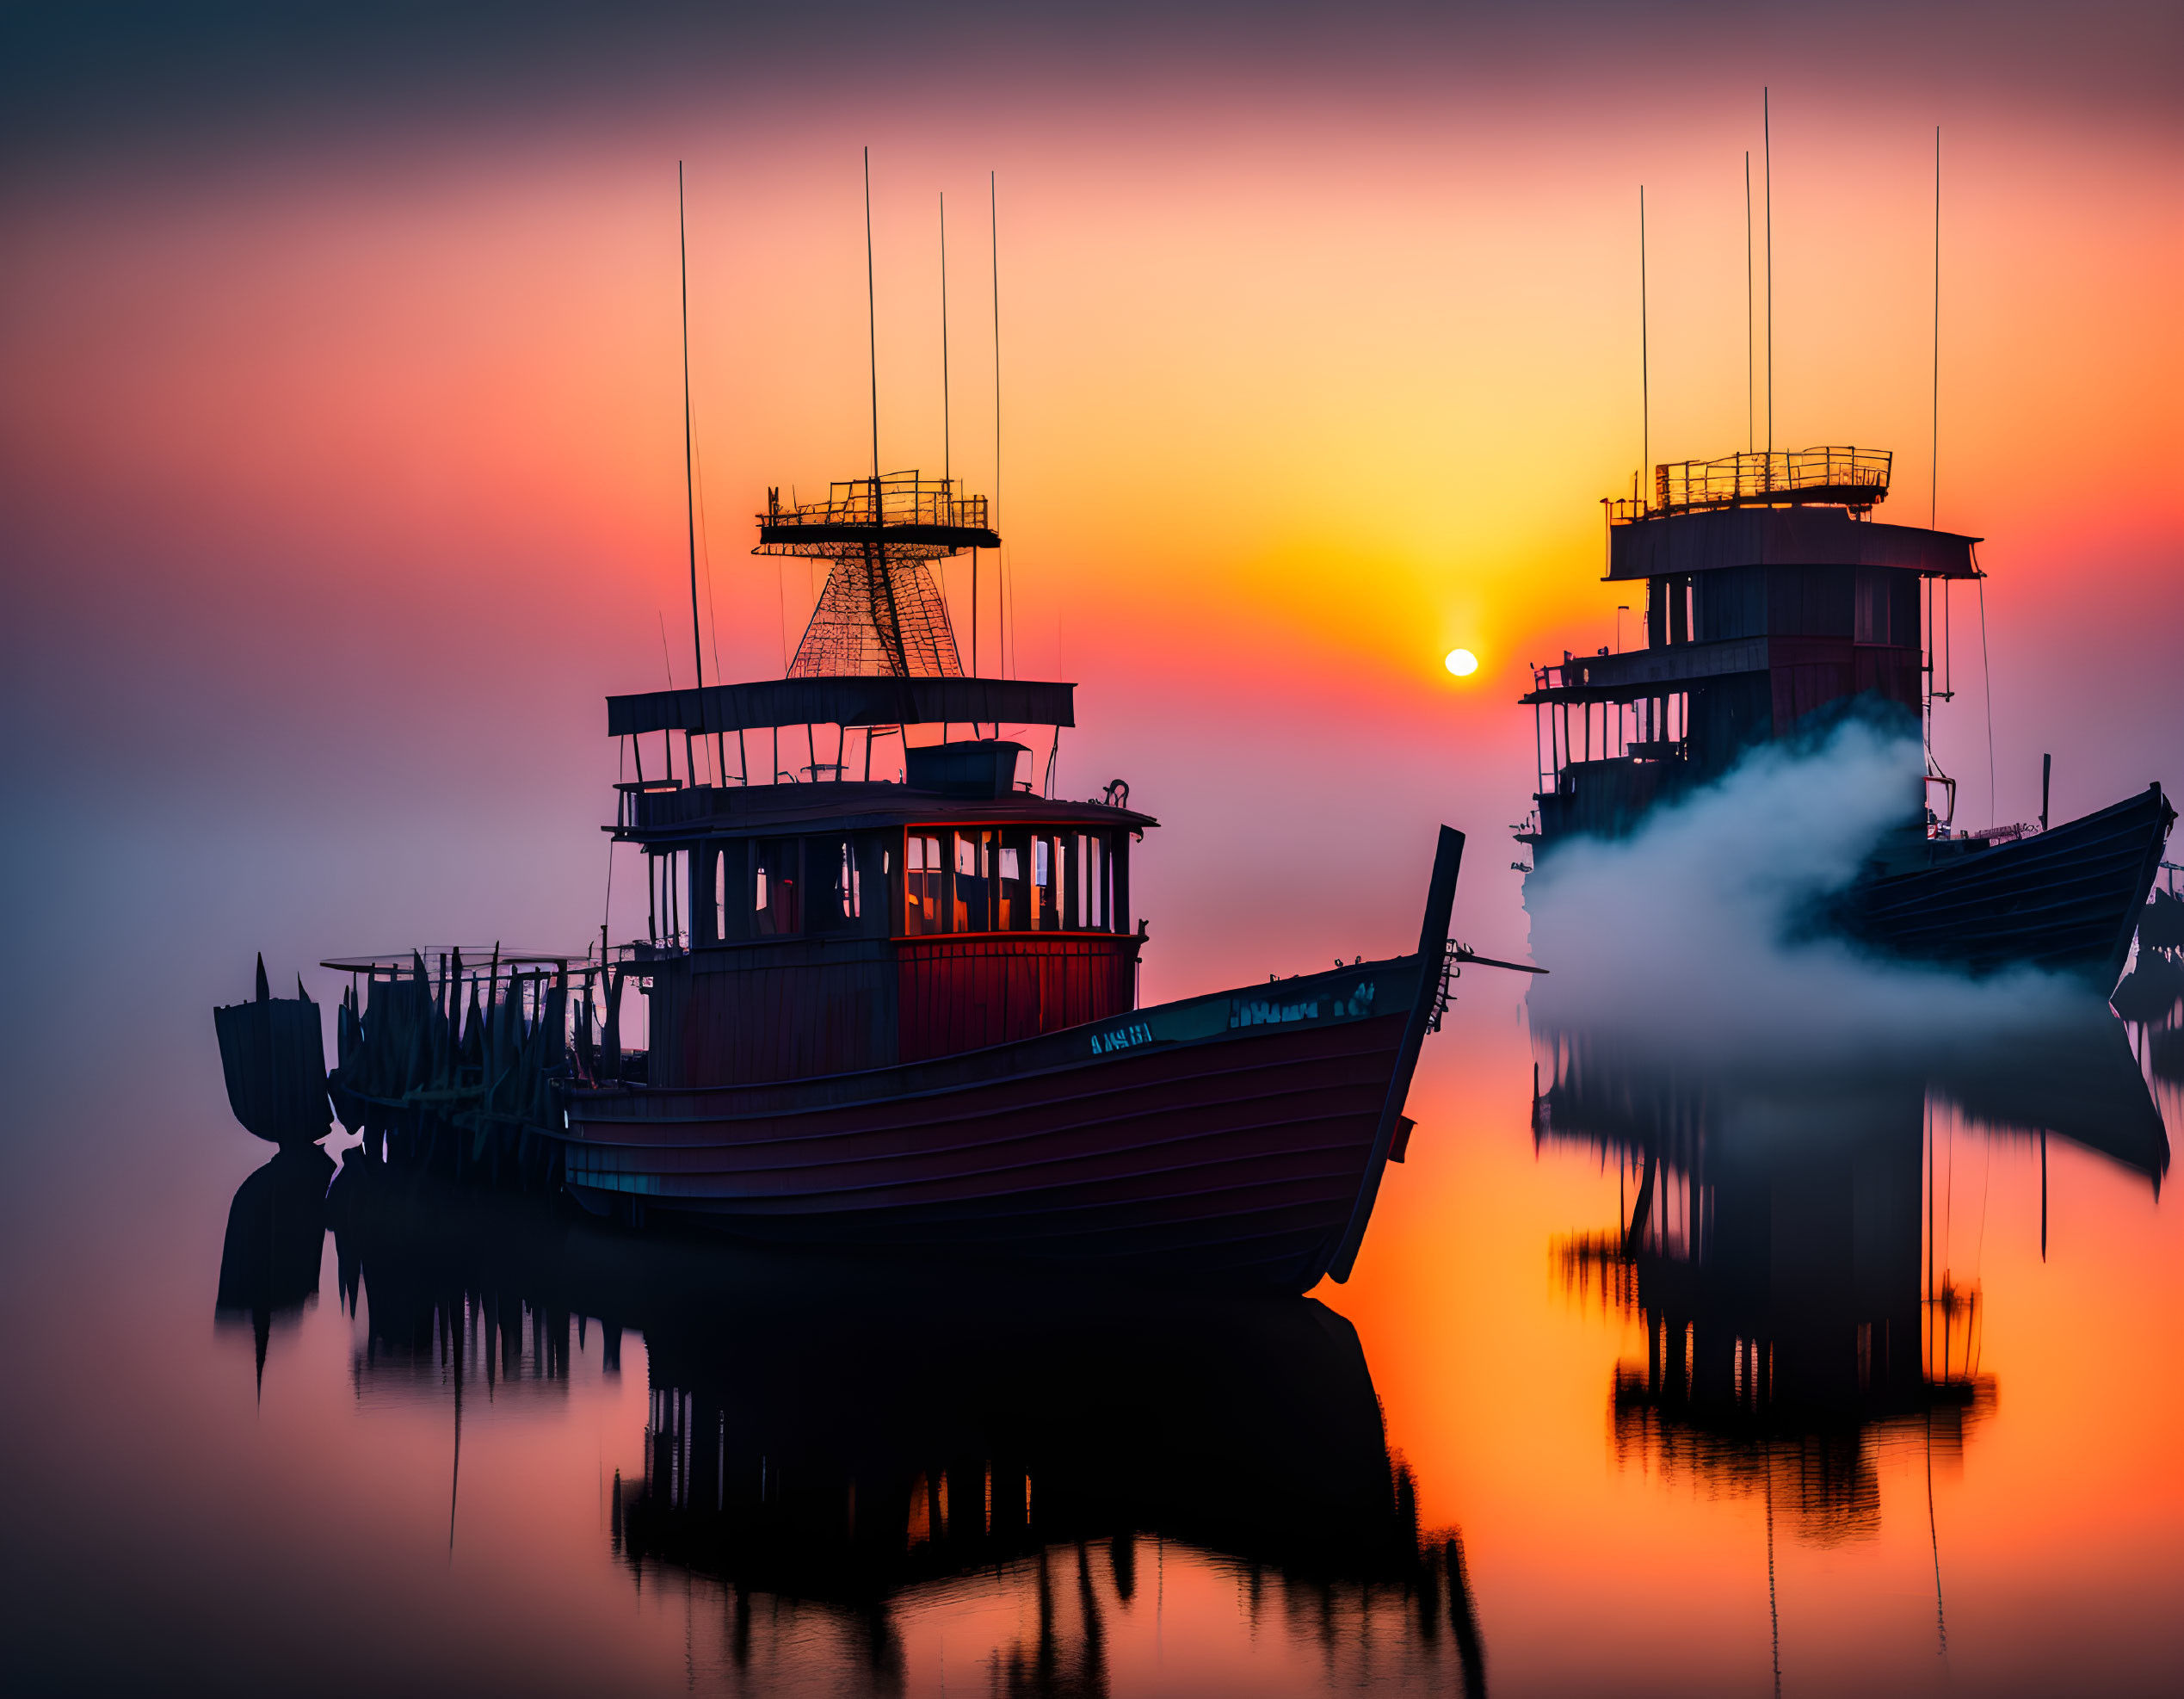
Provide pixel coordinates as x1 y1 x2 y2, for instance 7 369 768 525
1605 446 1893 523
762 473 989 534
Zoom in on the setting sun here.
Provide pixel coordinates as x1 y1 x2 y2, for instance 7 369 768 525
1445 648 1478 677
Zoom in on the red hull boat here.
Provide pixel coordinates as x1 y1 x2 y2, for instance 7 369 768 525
561 842 1457 1294
527 468 1487 1293
317 467 1505 1293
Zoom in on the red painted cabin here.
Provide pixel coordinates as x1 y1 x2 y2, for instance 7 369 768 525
608 676 1155 1088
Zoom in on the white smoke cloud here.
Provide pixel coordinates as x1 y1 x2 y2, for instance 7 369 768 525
1523 716 2090 1061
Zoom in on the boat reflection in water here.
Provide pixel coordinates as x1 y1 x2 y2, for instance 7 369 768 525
319 1158 1488 1695
213 1144 336 1390
1538 1006 2168 1543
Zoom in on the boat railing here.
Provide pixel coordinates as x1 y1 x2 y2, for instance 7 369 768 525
1606 446 1893 523
322 946 585 978
761 473 989 534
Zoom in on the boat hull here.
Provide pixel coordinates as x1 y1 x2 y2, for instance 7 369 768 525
559 956 1430 1294
1839 784 2174 987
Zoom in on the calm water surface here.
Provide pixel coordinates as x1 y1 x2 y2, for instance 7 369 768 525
5 960 2180 1697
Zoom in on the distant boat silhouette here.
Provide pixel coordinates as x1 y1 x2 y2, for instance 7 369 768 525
212 954 330 1146
1515 448 2173 988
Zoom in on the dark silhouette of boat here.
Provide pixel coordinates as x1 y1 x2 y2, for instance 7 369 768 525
306 212 1533 1288
521 468 1506 1294
318 704 1491 1295
1837 784 2173 985
1516 448 2173 987
212 954 330 1146
327 1156 1490 1690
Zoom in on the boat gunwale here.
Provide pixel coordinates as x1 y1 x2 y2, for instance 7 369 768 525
561 954 1426 1128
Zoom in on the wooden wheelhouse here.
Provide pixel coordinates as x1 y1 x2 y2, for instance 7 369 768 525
608 675 1155 1087
1512 446 2172 986
1518 447 1979 849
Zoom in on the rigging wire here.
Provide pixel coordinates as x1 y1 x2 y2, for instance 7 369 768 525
692 435 728 782
1926 1405 1948 1659
678 164 704 701
1766 1467 1782 1699
1978 576 1996 829
864 147 881 491
940 190 951 485
1639 184 1648 491
1932 127 1942 529
656 610 676 784
774 553 791 672
1745 151 1754 453
602 740 622 946
937 191 969 674
991 169 1003 700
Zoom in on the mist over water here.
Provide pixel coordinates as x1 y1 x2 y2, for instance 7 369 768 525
1522 718 2092 1061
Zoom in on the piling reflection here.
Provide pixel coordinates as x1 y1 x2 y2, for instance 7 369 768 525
1538 1006 2167 1545
213 1144 334 1390
325 1159 1487 1694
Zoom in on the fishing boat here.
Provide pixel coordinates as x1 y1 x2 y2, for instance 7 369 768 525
302 177 1534 1292
315 472 1507 1291
1515 447 2173 986
546 469 1515 1295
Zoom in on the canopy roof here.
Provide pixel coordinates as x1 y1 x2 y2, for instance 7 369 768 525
608 677 1077 738
1607 506 1980 582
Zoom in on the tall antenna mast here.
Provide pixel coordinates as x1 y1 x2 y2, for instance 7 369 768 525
1931 126 1941 529
679 162 704 697
1639 186 1649 502
990 170 1003 683
1745 151 1754 454
940 191 952 485
1764 88 1774 458
864 148 881 496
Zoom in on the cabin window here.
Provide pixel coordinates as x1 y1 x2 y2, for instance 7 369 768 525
1075 831 1107 930
996 830 1032 930
752 838 800 936
905 833 945 934
649 848 690 948
836 840 862 921
706 841 747 942
1854 567 1915 646
891 826 1119 936
811 837 867 933
952 831 991 932
1032 833 1063 931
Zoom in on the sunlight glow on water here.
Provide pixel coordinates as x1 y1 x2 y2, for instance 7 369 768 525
6 971 2177 1697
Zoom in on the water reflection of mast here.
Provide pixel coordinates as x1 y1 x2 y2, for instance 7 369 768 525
449 1291 463 1553
1538 1013 2165 1544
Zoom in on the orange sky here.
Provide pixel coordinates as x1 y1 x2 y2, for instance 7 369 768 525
9 59 2178 819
